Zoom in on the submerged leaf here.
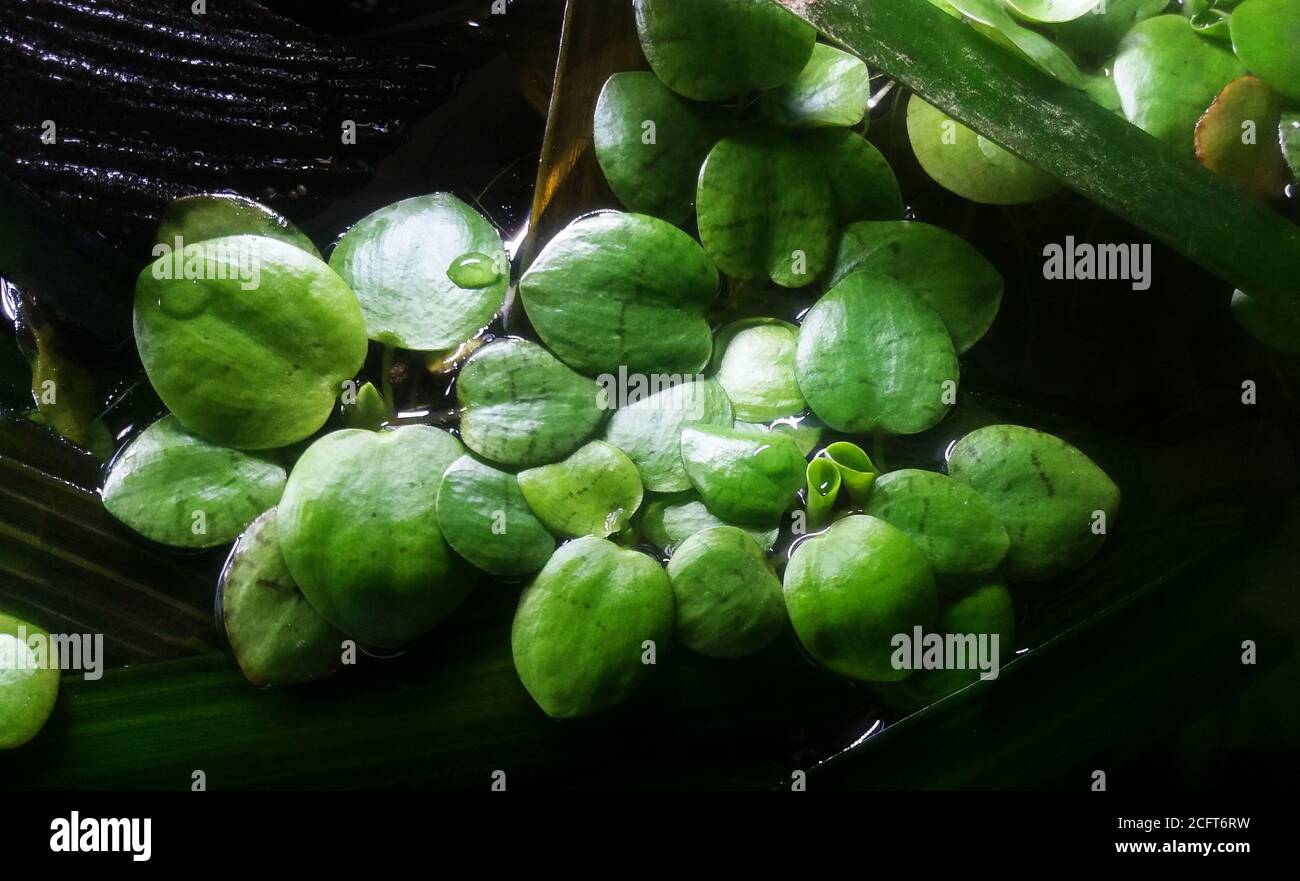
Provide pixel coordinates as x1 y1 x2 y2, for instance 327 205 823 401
436 456 556 577
518 441 644 538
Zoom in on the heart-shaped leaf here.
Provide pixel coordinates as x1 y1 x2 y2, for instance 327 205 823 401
457 339 606 468
1113 15 1247 154
711 319 805 422
102 414 286 548
1195 76 1289 197
632 0 816 101
638 493 779 552
518 441 644 538
680 425 806 525
817 441 877 505
329 193 508 351
156 193 319 258
220 508 345 686
665 526 786 658
0 613 60 749
277 426 472 648
1230 0 1300 101
804 458 841 528
435 455 556 576
512 536 674 718
947 424 1121 582
795 271 959 435
594 72 727 224
864 468 1010 575
906 95 1059 204
134 235 368 450
1231 289 1300 353
832 221 1004 354
1005 0 1101 24
520 211 719 375
799 129 906 223
604 377 734 492
763 43 871 129
697 130 836 288
783 514 938 682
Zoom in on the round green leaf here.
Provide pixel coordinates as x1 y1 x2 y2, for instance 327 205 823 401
220 508 345 686
1231 0 1300 101
711 319 805 422
1113 15 1248 154
947 424 1121 582
457 338 606 468
680 425 806 525
639 493 779 553
906 95 1059 204
799 129 906 223
329 193 507 351
666 526 786 658
1053 0 1168 57
795 271 959 435
594 72 726 224
697 131 836 288
277 426 471 648
604 377 734 493
1195 76 1289 197
864 469 1010 576
102 414 286 548
0 612 60 750
435 455 556 577
763 43 871 129
783 514 938 682
156 193 319 258
632 0 816 101
1231 289 1300 353
134 235 368 450
872 576 1014 710
512 537 674 718
1005 0 1101 24
518 441 644 538
520 211 719 375
832 221 1004 354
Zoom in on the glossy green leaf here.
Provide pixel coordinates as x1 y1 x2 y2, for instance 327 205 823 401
633 0 816 101
763 43 871 129
947 424 1121 582
102 415 286 548
1230 0 1300 101
511 536 674 718
795 271 959 435
906 95 1060 204
1052 0 1168 57
736 414 825 458
435 456 556 577
0 612 60 750
1230 289 1300 353
1113 15 1248 155
457 339 606 468
1005 0 1101 24
798 128 907 223
949 0 1089 87
818 441 876 505
1194 76 1289 197
134 235 368 450
520 211 719 375
697 130 835 288
155 193 319 258
604 377 734 492
518 441 644 538
864 469 1010 575
832 221 1004 354
783 514 938 682
329 193 507 351
680 425 806 525
220 509 345 687
594 72 726 224
805 458 841 529
711 319 805 422
638 493 779 553
277 426 472 648
665 526 786 658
